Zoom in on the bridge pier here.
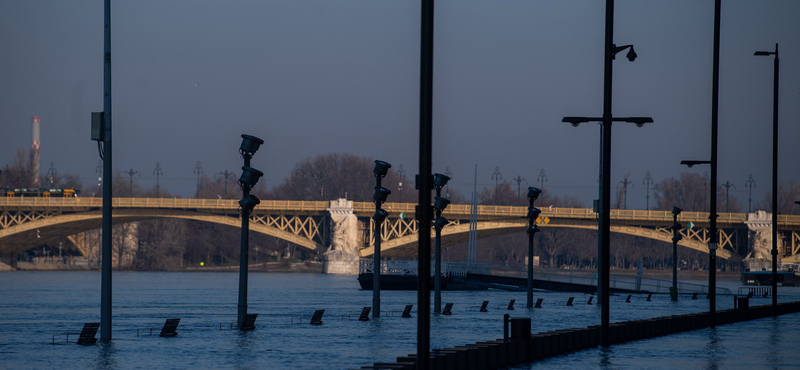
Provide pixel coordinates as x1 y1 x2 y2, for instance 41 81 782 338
322 199 360 275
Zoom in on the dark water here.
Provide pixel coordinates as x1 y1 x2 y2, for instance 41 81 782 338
1 272 799 369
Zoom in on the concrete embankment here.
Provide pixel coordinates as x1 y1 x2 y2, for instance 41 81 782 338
357 300 800 370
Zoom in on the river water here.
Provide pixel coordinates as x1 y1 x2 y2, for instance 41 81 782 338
1 271 799 369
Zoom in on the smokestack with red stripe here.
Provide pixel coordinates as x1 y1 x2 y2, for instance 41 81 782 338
31 116 40 187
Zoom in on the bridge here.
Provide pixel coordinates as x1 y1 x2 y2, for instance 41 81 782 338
2 197 800 263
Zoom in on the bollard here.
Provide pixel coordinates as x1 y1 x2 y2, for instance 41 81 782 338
431 350 457 370
442 348 468 369
460 345 488 370
454 346 478 370
475 341 498 369
510 317 532 340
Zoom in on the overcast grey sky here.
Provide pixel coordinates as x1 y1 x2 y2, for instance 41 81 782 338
1 0 798 209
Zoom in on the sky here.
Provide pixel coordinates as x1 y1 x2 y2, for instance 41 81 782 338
1 0 798 209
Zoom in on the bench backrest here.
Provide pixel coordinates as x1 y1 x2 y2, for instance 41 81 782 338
507 299 515 310
241 313 258 331
310 310 325 325
566 297 574 306
442 303 454 315
358 307 371 321
534 298 543 308
479 301 489 312
76 323 100 345
160 318 180 337
401 304 413 318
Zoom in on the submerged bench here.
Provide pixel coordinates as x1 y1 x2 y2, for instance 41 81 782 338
160 318 180 337
241 313 258 331
310 310 325 325
442 303 454 315
53 323 99 345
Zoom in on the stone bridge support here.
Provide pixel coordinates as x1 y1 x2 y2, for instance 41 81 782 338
321 199 361 274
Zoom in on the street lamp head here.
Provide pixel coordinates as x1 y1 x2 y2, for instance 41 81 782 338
527 187 542 202
238 194 261 213
626 117 653 127
672 206 683 216
238 166 263 189
562 117 590 126
680 160 710 168
527 224 541 237
373 186 391 204
672 233 683 243
670 222 682 231
433 216 449 230
239 134 264 157
612 44 637 62
433 173 451 189
372 209 388 223
754 51 774 56
527 207 542 221
626 46 637 61
433 196 450 212
373 160 392 178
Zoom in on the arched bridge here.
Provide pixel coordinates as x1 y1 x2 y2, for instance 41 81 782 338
1 197 799 263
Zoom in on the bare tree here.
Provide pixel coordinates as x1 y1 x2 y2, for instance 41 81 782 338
757 179 800 215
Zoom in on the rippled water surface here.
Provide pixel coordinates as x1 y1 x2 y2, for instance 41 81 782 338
1 272 799 369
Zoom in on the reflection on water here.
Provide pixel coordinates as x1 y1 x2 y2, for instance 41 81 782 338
2 272 800 369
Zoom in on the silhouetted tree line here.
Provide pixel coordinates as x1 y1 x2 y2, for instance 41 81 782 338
4 148 798 270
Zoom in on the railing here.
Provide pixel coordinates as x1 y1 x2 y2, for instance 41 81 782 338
481 262 731 295
358 259 489 277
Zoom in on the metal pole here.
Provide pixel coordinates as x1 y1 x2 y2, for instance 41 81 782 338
434 189 442 314
433 187 443 314
672 213 678 298
599 0 614 347
373 176 382 318
771 43 779 317
418 0 434 366
527 198 534 308
709 0 720 328
237 154 251 329
100 0 113 342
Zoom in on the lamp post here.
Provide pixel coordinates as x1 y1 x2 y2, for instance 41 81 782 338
512 176 527 206
96 161 102 196
194 161 203 199
47 163 57 187
433 173 450 314
237 134 264 330
526 187 542 308
216 170 235 199
444 167 452 198
123 168 138 198
153 163 162 198
745 174 756 213
675 0 723 328
670 206 683 301
721 180 736 212
643 171 653 210
372 160 391 318
618 176 633 209
561 0 652 347
397 164 405 203
492 167 502 205
754 43 779 317
537 170 547 206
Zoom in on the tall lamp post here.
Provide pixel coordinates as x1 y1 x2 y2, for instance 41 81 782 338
492 167 502 205
754 44 779 317
153 163 162 198
194 161 203 198
512 176 527 206
670 206 683 301
433 173 450 314
216 170 235 199
397 164 405 203
237 134 264 330
676 0 723 328
561 0 652 347
526 187 542 308
643 171 653 210
372 160 391 318
745 174 756 213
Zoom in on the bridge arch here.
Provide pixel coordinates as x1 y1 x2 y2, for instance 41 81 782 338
0 209 323 255
361 218 739 261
